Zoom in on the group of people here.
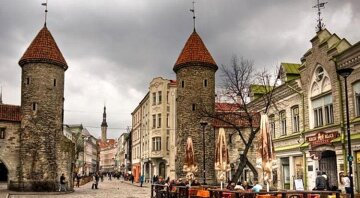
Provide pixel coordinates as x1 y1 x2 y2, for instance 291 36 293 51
228 180 263 192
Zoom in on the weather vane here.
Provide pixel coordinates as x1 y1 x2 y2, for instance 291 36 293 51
190 0 196 31
41 0 48 27
313 0 328 32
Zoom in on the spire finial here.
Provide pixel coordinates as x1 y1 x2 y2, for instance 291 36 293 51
190 0 196 32
41 0 48 27
313 0 327 32
0 85 3 104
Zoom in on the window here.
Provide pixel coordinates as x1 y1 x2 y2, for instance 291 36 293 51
26 77 30 85
0 128 5 139
166 136 169 151
157 114 161 128
181 80 184 88
158 91 162 104
166 114 170 128
316 67 324 82
204 79 208 87
280 111 286 136
32 102 37 111
269 115 275 138
192 104 196 111
53 79 57 87
354 82 360 117
152 92 156 105
152 115 156 128
292 106 300 133
312 94 333 128
152 137 161 151
167 91 169 104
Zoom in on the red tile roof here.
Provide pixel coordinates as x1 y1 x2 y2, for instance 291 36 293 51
174 31 217 72
212 112 260 128
215 103 242 112
19 26 68 70
98 139 116 149
0 104 21 122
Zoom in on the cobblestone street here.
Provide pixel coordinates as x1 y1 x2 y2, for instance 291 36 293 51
0 179 151 198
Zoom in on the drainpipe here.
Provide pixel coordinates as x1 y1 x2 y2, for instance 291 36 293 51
286 82 307 189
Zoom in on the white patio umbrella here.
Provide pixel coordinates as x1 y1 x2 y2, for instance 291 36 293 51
183 136 198 183
215 128 231 189
256 113 275 192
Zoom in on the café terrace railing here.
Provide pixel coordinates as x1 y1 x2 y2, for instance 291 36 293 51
151 184 341 198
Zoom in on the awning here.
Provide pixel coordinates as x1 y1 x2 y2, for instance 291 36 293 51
331 133 360 143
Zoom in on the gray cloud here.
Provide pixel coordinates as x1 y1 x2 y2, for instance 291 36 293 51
1 0 359 138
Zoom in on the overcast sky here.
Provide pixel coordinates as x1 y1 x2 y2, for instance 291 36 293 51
0 0 359 139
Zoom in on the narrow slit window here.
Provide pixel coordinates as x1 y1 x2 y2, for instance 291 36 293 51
204 79 208 87
26 77 30 85
32 103 37 111
192 104 196 111
181 80 185 88
54 79 57 87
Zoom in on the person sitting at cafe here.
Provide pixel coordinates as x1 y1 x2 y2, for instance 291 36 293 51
192 179 201 186
251 180 263 193
234 182 245 191
241 181 250 190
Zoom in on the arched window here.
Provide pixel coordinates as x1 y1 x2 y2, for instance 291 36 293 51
353 81 360 117
310 65 333 128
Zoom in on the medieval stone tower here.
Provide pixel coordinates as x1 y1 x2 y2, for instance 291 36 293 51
17 26 73 191
101 106 108 142
174 30 217 183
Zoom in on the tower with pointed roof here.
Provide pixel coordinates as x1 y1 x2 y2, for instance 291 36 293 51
101 106 108 142
17 25 72 191
174 29 217 183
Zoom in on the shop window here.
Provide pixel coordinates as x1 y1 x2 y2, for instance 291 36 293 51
291 106 300 133
280 111 286 136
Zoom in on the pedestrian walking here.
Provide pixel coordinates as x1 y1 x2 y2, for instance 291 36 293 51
131 174 134 184
314 171 327 190
140 174 144 187
76 174 80 188
59 173 67 192
92 173 100 189
342 173 352 195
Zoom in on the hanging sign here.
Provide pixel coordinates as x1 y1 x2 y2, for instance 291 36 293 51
306 131 338 148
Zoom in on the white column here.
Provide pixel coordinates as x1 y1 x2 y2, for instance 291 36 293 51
289 156 294 190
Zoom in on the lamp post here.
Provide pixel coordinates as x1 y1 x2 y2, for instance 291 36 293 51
200 121 208 185
337 67 354 198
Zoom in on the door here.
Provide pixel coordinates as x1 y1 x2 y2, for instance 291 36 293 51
159 162 166 179
0 161 8 182
319 150 337 188
356 151 360 193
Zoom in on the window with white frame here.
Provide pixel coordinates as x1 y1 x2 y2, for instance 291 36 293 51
152 137 161 151
354 82 360 117
280 111 286 136
312 94 333 127
152 115 156 128
292 106 300 133
269 115 275 138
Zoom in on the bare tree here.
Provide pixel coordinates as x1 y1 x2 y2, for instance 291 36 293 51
201 56 279 184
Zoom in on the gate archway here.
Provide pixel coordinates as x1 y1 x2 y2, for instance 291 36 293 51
0 160 8 182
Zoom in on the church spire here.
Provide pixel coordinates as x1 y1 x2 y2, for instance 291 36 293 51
101 105 108 127
190 0 196 32
101 105 108 142
313 0 328 32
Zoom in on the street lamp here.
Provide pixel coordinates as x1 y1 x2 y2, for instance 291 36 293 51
337 67 354 198
200 121 208 185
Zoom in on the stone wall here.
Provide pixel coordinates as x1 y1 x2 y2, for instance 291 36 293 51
0 121 20 190
19 62 68 191
175 64 216 183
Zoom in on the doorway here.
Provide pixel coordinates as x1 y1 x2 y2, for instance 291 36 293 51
356 151 360 193
319 150 337 188
0 161 8 182
159 162 166 179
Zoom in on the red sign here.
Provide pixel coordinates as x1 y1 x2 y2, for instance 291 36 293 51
306 131 338 148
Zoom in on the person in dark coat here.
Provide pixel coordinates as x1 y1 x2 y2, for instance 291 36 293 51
315 171 327 190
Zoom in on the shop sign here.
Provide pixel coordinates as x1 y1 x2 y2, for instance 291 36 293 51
306 131 338 148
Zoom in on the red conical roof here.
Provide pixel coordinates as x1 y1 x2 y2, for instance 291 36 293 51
19 26 68 70
174 31 217 72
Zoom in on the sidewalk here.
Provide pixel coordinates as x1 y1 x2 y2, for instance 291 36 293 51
119 179 150 188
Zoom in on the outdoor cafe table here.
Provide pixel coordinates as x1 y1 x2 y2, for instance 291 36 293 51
208 189 341 198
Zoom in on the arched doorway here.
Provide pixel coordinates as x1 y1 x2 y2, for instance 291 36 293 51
0 160 8 182
159 162 166 179
319 150 337 188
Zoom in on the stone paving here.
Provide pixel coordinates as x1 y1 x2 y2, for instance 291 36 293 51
0 179 152 198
